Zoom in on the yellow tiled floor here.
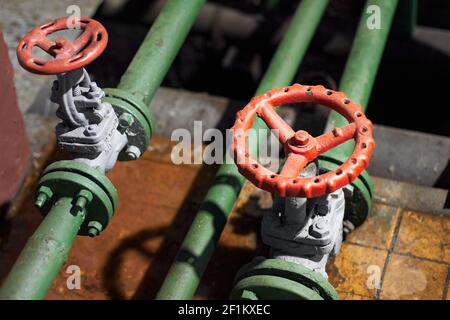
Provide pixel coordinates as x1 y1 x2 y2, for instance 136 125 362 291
380 254 447 300
395 211 450 264
327 207 450 300
345 204 400 250
327 243 388 298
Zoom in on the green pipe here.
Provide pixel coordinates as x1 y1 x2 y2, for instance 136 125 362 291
156 0 330 300
323 0 398 163
0 198 85 300
0 0 205 300
117 0 206 106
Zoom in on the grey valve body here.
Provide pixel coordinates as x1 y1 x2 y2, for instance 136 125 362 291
51 68 128 172
261 163 345 278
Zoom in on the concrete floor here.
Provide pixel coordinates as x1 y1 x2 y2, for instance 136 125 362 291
0 136 448 300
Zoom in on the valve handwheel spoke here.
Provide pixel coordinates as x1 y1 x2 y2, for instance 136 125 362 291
257 104 295 144
34 34 56 53
17 17 108 75
231 84 375 198
315 122 357 154
279 153 309 178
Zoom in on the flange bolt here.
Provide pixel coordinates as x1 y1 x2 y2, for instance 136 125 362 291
125 145 141 160
74 189 93 214
309 219 330 238
118 112 134 134
87 221 103 237
35 186 53 209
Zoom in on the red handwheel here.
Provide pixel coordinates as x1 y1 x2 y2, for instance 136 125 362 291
17 17 108 75
231 84 375 198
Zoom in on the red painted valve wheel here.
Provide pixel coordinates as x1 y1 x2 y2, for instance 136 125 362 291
231 84 375 198
17 17 108 75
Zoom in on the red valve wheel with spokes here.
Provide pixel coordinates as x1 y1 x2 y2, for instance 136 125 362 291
17 17 108 75
231 84 375 198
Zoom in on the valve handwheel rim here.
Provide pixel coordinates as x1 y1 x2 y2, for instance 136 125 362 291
17 17 108 75
231 84 375 198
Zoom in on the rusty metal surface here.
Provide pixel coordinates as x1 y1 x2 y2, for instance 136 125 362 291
0 31 31 215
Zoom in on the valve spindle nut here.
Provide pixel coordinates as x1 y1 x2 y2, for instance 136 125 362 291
292 130 310 146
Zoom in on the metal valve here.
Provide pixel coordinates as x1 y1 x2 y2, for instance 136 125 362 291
17 17 131 172
230 84 375 299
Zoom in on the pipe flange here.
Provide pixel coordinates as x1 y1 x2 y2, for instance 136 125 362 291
35 160 118 236
318 154 374 228
102 88 154 160
231 257 339 300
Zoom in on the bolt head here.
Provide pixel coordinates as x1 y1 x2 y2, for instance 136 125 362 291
315 220 326 229
35 186 53 209
84 125 97 136
87 220 103 237
309 219 330 238
292 130 310 146
35 192 48 209
125 145 141 160
119 113 134 128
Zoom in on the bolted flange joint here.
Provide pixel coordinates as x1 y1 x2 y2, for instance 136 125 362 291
230 257 339 300
35 160 118 236
102 88 155 161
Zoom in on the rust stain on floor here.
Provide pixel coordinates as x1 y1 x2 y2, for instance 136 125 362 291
0 136 449 300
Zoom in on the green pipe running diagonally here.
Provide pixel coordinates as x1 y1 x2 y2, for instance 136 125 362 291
156 0 331 300
0 0 206 300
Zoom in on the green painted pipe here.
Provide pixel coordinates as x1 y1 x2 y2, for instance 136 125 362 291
117 0 206 106
0 198 85 300
156 0 330 300
0 0 206 300
323 0 398 169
